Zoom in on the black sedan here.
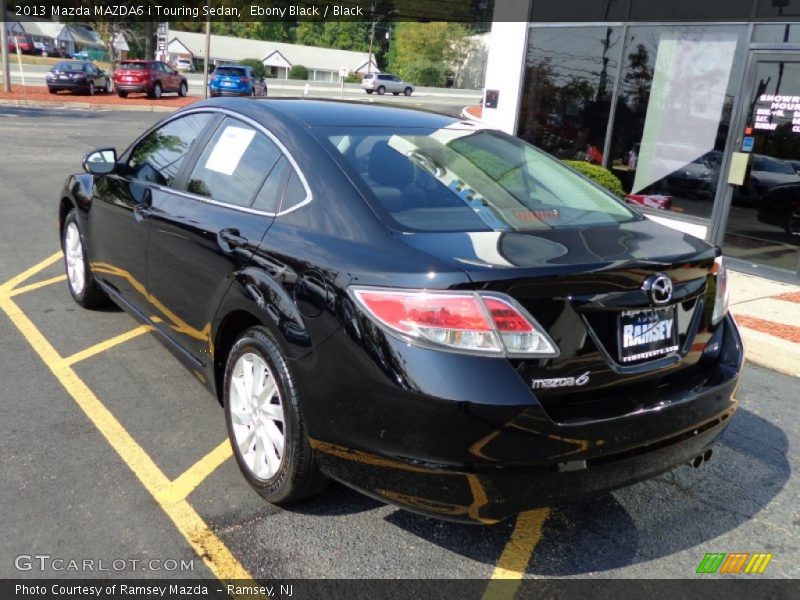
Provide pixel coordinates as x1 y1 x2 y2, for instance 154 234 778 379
47 61 111 95
58 99 743 523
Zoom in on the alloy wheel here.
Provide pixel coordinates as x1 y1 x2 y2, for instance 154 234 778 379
64 222 85 296
229 352 285 480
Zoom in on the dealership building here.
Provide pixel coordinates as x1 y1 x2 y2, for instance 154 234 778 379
483 0 800 280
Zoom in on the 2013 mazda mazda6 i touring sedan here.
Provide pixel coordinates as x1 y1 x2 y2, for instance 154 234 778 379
58 99 743 523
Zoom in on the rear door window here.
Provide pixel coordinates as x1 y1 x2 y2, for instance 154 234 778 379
185 118 281 207
252 157 291 213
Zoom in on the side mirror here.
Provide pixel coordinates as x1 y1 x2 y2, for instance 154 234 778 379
173 69 179 75
83 148 117 175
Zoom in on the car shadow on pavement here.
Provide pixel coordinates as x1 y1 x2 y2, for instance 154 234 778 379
283 481 387 517
384 408 790 573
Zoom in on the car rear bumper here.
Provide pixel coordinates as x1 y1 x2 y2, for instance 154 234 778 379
209 86 249 96
48 82 90 92
303 314 744 523
115 84 149 93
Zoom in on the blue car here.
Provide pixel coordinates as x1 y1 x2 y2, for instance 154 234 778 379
208 65 267 97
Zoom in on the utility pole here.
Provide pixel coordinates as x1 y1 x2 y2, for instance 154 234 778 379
203 0 210 98
1 0 11 92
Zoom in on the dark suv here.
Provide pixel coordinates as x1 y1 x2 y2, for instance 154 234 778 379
113 60 188 99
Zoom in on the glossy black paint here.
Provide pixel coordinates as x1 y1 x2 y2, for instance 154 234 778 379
58 99 744 523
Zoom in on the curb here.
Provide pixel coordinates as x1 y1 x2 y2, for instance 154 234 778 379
0 98 180 113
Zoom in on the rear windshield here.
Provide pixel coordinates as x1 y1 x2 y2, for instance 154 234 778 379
214 67 246 77
317 126 635 232
53 62 84 72
119 62 147 71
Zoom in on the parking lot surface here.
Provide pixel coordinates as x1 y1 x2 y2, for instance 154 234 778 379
0 106 797 588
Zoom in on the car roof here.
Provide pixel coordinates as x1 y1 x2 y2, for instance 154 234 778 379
186 98 464 129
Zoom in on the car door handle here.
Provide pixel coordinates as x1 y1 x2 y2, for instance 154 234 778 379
218 228 248 250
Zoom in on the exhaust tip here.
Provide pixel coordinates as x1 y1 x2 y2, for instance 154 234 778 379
691 455 704 468
703 449 713 462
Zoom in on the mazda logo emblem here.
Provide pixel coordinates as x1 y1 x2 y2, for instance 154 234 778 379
643 273 674 305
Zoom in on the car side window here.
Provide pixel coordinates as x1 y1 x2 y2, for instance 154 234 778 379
186 118 281 208
252 156 291 213
281 170 307 212
127 113 213 187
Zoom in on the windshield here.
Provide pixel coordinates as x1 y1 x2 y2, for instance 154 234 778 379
753 156 796 174
119 63 147 71
214 67 246 77
317 126 635 232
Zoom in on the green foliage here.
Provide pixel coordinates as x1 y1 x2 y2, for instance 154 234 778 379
401 60 448 87
562 160 626 198
344 73 361 84
390 22 469 87
294 22 370 52
239 59 266 78
288 65 309 80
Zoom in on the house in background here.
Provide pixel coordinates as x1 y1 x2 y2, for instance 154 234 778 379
166 30 378 81
8 20 105 58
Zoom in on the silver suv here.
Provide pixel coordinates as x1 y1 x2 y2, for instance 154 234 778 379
362 73 414 96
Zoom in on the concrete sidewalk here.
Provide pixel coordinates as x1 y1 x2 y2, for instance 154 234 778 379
729 270 800 377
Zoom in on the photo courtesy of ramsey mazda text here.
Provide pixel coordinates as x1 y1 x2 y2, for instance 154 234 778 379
59 97 743 523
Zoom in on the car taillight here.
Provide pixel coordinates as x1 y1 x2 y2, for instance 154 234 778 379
241 77 249 84
711 256 729 326
350 287 559 357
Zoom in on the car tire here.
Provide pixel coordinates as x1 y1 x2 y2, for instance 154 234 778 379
404 87 412 96
377 86 385 95
150 82 162 99
117 90 128 98
224 326 328 504
87 82 95 96
179 81 187 97
48 87 56 94
393 92 399 96
365 89 373 94
62 210 108 309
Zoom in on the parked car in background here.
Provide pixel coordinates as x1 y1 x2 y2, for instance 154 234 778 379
734 154 800 204
72 50 90 61
8 36 34 54
175 57 194 73
362 72 414 96
33 41 62 57
113 60 188 99
757 182 800 236
46 61 111 95
664 151 723 200
208 65 266 97
59 99 741 524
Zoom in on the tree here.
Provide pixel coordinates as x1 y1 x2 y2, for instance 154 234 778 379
294 22 370 52
389 22 469 85
288 65 308 80
239 59 266 78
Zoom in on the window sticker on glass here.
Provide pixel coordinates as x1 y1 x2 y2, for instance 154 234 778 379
204 126 256 176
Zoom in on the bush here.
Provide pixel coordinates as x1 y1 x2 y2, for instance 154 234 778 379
239 58 266 79
344 73 360 84
399 60 447 87
562 160 625 198
288 65 308 80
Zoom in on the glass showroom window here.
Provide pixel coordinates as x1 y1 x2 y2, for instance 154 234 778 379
607 25 746 219
517 26 622 165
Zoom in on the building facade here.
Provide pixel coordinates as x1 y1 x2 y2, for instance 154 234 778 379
483 0 800 280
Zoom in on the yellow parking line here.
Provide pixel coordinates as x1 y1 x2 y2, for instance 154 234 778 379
0 260 263 599
7 275 67 297
63 324 154 366
0 251 62 294
161 440 234 504
483 508 551 599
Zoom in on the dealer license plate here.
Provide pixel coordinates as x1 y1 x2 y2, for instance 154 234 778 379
618 307 678 363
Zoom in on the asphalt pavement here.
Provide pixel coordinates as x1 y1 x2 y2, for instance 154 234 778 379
0 106 797 588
